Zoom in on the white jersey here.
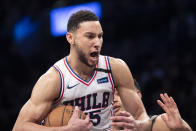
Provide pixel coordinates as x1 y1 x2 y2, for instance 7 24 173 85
53 55 115 131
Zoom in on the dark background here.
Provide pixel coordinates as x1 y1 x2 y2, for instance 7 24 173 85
1 0 196 130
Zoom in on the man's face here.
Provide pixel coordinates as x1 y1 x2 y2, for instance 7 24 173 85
113 91 123 114
72 21 103 67
113 89 142 114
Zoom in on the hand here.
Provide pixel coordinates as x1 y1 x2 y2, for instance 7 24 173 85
68 106 93 131
110 111 137 131
157 93 183 130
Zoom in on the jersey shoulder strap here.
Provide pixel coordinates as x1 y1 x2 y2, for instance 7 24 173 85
150 115 159 131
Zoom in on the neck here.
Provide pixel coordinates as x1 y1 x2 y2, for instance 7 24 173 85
67 54 95 78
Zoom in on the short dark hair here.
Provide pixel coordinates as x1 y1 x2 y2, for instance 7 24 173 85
67 10 99 32
134 78 141 91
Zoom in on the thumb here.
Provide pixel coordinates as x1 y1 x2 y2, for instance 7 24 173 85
72 106 79 118
85 114 90 121
85 115 93 124
161 114 168 123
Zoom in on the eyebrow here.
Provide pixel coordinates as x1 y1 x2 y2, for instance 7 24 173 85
84 32 103 35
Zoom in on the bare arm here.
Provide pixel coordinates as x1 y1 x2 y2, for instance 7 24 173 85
12 67 65 131
110 57 151 131
13 67 92 131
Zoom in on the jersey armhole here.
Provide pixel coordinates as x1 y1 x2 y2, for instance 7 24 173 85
104 56 115 93
106 56 115 86
150 115 159 131
52 65 64 104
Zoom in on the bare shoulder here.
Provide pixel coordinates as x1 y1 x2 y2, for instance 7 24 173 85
108 57 130 77
108 57 134 88
108 57 127 69
31 67 61 104
153 114 170 131
14 67 61 125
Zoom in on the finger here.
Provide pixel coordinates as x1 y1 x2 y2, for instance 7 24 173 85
111 115 134 123
161 93 173 111
72 106 79 118
164 93 172 107
164 93 170 101
116 111 131 117
87 120 93 129
160 93 168 104
164 94 179 114
161 114 168 124
157 100 171 115
169 97 181 116
85 114 90 121
111 121 135 129
84 115 93 128
170 97 177 108
157 99 163 107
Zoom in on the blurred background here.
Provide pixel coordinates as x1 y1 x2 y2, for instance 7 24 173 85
1 0 196 130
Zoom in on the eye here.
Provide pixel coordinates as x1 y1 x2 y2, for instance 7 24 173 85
87 35 94 39
86 34 95 39
98 34 103 39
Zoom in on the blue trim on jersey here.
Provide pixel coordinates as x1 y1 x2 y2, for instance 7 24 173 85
65 57 96 83
53 66 63 101
106 56 115 87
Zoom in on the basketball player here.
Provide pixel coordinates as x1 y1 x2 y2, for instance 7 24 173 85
113 79 192 131
13 10 151 131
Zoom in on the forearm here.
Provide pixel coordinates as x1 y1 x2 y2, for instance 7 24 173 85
13 121 71 131
181 119 193 131
121 91 151 130
171 119 192 131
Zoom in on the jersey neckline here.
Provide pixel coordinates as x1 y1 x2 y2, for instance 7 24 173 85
63 57 98 86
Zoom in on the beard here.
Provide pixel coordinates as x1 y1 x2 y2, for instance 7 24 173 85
78 49 93 67
74 42 95 68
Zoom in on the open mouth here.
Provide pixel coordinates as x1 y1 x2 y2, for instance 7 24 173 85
90 52 99 58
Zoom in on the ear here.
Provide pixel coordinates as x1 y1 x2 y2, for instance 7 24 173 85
137 90 142 99
66 32 74 45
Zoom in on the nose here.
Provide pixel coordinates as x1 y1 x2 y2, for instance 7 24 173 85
93 37 102 49
114 96 118 102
